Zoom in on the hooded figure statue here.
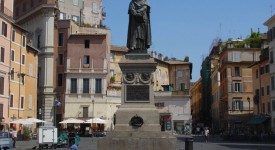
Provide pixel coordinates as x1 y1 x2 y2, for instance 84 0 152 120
127 0 151 52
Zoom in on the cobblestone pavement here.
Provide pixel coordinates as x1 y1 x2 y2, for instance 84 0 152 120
15 136 275 150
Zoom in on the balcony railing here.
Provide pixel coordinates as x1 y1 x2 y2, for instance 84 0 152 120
0 4 13 19
66 68 107 73
154 89 190 97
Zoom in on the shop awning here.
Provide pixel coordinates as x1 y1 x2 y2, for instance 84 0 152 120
247 118 269 125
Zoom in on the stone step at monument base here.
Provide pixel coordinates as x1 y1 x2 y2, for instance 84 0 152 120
114 124 161 132
98 131 176 150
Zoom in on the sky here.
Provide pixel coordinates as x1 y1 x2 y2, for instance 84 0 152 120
103 0 275 82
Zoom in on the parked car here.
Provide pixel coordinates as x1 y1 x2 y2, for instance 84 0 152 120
94 131 106 137
0 132 13 150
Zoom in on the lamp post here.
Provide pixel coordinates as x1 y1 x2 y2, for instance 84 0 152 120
247 97 250 114
91 99 95 132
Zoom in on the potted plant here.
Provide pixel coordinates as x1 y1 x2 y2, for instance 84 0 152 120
23 126 30 141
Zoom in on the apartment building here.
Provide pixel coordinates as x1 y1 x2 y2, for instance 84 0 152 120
0 0 13 130
0 0 38 131
58 0 105 27
219 40 261 131
14 0 57 125
264 15 275 132
56 20 112 131
250 50 271 131
190 78 203 127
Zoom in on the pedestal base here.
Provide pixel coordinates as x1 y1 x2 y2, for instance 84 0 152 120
98 131 177 150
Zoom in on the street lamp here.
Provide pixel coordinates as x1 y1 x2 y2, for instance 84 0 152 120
247 97 250 114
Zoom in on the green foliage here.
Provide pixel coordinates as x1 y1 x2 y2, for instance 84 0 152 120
184 56 189 62
260 48 269 61
23 126 30 138
244 32 262 48
110 76 115 83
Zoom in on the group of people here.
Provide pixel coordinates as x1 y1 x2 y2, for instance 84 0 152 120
195 127 210 142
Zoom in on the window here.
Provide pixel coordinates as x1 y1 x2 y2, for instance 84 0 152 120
232 100 243 110
30 0 34 7
83 78 89 93
265 65 270 73
92 3 98 13
232 52 240 62
22 35 26 47
261 87 264 96
273 100 275 111
262 103 265 113
58 33 64 46
1 21 7 37
20 96 24 109
83 55 90 67
73 0 78 6
272 76 275 90
37 35 40 49
29 64 33 76
83 107 88 118
12 29 15 42
256 69 259 78
10 94 13 107
110 52 115 62
71 78 77 93
268 102 271 113
11 50 14 61
267 86 270 95
110 69 114 77
84 40 90 48
0 104 2 121
58 74 63 86
59 12 66 20
260 67 265 75
0 76 3 95
22 2 26 12
0 47 4 63
21 54 25 65
233 82 242 92
58 54 63 65
71 15 79 24
270 51 274 64
28 95 32 110
95 79 102 93
10 68 14 80
15 7 19 17
234 67 240 76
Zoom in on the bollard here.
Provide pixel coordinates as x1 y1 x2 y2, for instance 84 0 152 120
185 137 193 150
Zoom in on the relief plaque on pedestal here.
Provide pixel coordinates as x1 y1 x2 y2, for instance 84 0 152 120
126 85 149 102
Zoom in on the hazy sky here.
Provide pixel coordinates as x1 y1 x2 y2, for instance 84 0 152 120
103 0 275 82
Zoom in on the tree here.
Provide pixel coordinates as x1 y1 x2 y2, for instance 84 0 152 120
184 56 189 62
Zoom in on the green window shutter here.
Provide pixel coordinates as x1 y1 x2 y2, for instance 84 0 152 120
240 101 244 110
232 101 236 110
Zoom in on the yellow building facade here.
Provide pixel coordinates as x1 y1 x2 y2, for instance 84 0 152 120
9 25 38 129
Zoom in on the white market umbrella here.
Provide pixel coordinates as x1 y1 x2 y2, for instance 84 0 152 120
59 118 85 124
10 119 33 124
25 118 47 123
85 118 106 124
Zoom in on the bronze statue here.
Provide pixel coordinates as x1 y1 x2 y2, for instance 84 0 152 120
127 0 151 52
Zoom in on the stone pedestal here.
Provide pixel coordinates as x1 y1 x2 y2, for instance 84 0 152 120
98 53 176 150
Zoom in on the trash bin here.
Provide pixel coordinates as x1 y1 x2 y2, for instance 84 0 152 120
185 137 193 150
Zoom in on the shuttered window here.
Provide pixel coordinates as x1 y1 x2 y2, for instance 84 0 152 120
232 100 243 110
0 76 4 95
10 94 13 107
29 95 32 110
0 47 4 63
71 78 77 93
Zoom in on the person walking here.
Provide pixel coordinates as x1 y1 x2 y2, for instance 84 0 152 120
204 127 209 143
10 129 17 148
68 139 78 150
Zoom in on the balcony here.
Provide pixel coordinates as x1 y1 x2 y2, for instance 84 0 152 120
66 68 107 74
0 4 13 19
154 89 190 97
73 27 109 35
